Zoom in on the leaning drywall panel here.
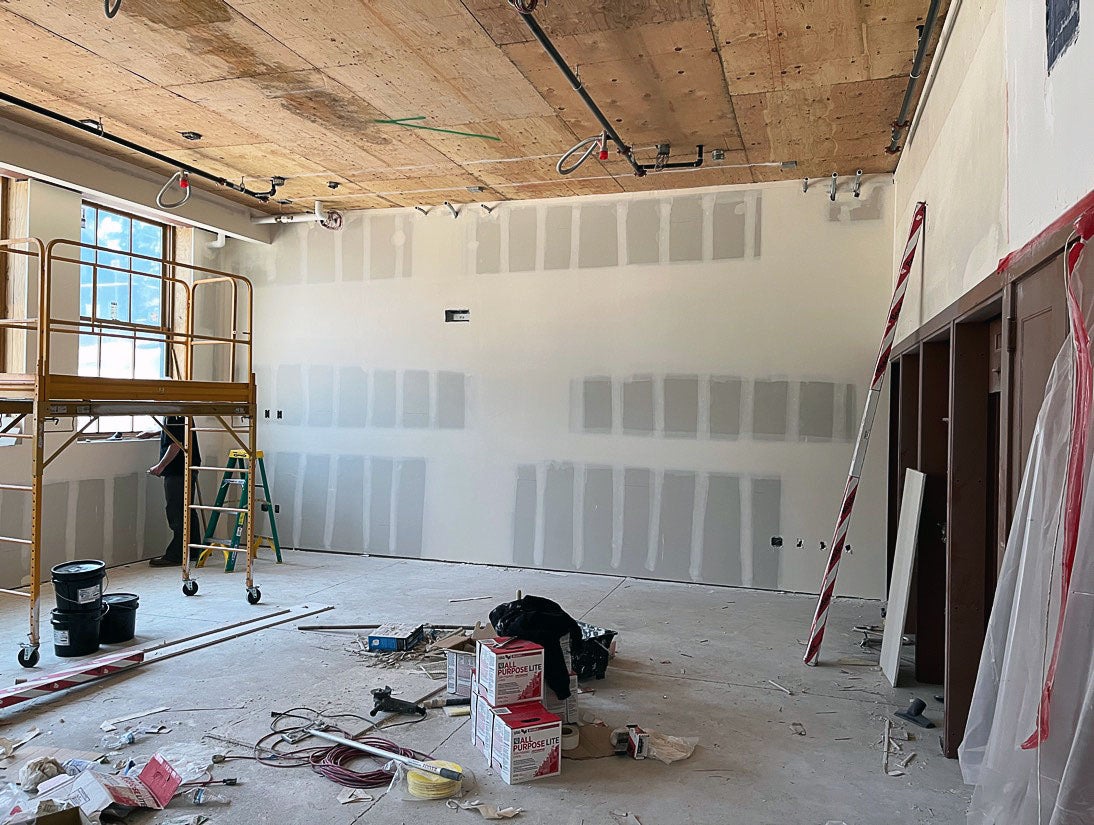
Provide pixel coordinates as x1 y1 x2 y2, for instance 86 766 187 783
234 178 893 598
892 0 1008 343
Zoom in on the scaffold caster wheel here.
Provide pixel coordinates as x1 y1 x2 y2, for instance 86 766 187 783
17 647 39 668
246 587 261 605
183 580 199 597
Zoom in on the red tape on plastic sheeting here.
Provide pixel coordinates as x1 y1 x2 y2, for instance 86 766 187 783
1022 220 1093 750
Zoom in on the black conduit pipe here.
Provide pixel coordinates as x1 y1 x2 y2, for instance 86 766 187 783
514 11 648 177
0 92 282 203
886 0 944 154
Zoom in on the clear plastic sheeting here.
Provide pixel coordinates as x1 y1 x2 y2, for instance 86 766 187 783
959 230 1094 825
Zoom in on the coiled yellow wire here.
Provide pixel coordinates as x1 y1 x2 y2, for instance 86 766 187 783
407 761 464 800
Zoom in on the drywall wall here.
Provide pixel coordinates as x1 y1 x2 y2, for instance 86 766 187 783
0 179 177 588
1006 0 1094 249
892 0 1009 343
216 179 895 598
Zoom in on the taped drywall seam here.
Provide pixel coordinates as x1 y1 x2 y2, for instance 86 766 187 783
362 456 373 552
702 194 716 261
388 460 401 555
744 191 761 258
334 219 345 282
534 205 547 271
653 376 666 437
611 466 625 569
64 482 77 562
533 463 547 566
616 201 629 266
740 476 755 586
690 472 709 581
573 463 586 569
499 208 511 274
645 470 663 573
786 381 802 442
833 383 849 441
321 455 337 550
611 377 623 435
697 373 712 440
740 378 756 439
658 199 671 264
569 204 581 269
393 371 405 432
290 454 305 550
103 478 115 566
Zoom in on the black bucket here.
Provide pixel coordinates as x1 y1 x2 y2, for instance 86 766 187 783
100 593 139 644
51 606 104 657
51 559 106 614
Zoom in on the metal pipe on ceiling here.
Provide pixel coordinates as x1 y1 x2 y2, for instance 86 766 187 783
512 7 647 177
886 0 945 154
0 91 283 204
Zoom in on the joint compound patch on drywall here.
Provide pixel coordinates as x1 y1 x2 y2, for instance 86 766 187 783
508 207 537 273
298 454 332 550
621 376 655 434
369 215 399 279
395 459 426 557
436 372 466 429
75 479 105 562
713 197 748 260
307 365 335 427
476 214 502 274
669 196 704 262
303 222 336 284
578 203 618 269
750 478 782 589
752 380 789 439
332 454 365 552
543 463 575 570
369 458 394 554
513 464 538 566
701 474 742 585
273 228 302 285
663 376 700 437
372 370 397 428
844 383 859 441
709 378 743 439
341 214 366 281
581 467 614 572
582 377 613 433
338 366 369 427
543 205 573 270
625 200 661 265
402 370 430 429
657 471 695 581
110 474 138 568
799 381 836 441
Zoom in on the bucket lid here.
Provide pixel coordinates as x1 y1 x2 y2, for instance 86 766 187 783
103 593 139 605
52 560 106 576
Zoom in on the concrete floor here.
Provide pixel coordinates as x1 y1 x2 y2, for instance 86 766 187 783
0 553 970 824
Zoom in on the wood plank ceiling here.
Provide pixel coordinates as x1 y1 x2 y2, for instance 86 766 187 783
0 0 947 211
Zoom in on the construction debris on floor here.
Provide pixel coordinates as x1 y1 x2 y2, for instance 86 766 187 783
0 592 707 823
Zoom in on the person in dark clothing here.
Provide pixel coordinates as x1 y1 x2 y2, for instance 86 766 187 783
140 417 201 567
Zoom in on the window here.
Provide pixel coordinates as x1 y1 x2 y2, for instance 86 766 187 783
79 203 170 433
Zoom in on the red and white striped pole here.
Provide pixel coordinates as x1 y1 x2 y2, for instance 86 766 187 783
803 202 927 666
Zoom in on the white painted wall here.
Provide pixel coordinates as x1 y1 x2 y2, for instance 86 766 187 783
215 179 895 598
894 0 1094 339
893 0 1009 342
1006 0 1094 249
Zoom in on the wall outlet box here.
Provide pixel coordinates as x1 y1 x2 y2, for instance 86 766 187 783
476 638 544 706
490 702 562 785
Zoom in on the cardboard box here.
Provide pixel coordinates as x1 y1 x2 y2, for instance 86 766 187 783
444 642 477 698
367 623 424 652
53 755 181 821
471 690 495 759
476 638 544 706
542 671 579 724
627 725 650 760
490 702 562 785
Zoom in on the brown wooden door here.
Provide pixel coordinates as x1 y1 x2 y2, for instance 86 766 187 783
1011 254 1069 512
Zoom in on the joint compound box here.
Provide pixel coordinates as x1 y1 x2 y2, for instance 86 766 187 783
476 638 544 706
490 702 562 785
470 684 495 759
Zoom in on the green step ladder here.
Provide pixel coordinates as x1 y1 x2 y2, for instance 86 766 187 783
197 449 283 573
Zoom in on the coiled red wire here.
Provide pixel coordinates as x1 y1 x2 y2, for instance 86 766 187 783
253 707 433 789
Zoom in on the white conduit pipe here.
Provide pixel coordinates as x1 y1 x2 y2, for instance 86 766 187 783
903 0 965 152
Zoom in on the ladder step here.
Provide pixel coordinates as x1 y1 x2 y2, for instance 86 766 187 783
192 465 251 473
0 588 31 599
0 483 33 492
0 536 32 546
191 505 248 514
